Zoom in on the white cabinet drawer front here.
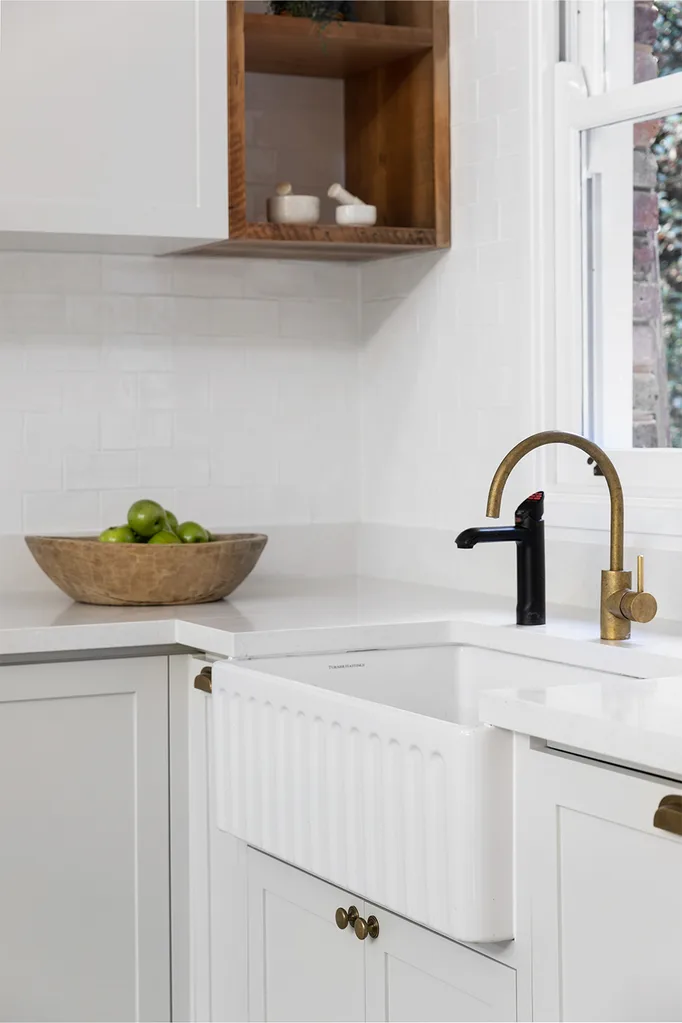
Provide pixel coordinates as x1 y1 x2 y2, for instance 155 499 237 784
213 662 512 943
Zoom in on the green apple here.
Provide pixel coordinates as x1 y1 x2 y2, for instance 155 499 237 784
127 499 167 538
99 525 138 543
165 510 179 533
148 530 182 544
177 521 210 544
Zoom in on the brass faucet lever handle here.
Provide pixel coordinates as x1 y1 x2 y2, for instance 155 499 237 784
605 555 657 627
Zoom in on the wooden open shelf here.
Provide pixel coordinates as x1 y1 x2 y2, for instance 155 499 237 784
198 222 437 260
244 12 432 79
188 1 450 262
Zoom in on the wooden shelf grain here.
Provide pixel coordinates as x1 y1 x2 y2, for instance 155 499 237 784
244 13 432 79
191 222 438 261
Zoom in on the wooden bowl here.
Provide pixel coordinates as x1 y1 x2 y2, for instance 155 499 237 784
24 533 268 606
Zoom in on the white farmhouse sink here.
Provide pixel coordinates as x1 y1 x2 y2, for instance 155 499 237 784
212 644 627 944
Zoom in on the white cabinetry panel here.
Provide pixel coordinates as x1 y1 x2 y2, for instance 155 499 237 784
528 748 682 1022
0 1 227 248
0 657 170 1022
247 849 365 1023
246 849 516 1023
365 902 516 1023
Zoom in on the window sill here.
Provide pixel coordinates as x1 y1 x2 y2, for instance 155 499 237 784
545 487 682 547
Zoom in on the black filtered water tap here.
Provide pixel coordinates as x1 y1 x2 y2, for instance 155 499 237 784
455 492 546 626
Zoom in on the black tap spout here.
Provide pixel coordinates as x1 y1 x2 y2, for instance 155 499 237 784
456 492 546 626
455 526 525 548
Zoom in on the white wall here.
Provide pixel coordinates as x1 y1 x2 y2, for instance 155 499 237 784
357 0 682 622
359 0 538 602
0 252 360 584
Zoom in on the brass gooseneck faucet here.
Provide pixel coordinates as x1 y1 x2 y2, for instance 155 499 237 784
486 431 657 640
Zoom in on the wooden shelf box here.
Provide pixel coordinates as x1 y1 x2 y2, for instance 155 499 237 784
197 0 450 260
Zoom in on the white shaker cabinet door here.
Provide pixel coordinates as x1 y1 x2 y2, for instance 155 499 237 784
364 902 517 1023
0 1 227 249
0 656 170 1023
247 849 365 1023
527 747 682 1022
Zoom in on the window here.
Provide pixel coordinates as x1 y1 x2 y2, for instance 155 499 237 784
556 1 682 494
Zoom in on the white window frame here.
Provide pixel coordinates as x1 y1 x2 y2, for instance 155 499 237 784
546 0 682 542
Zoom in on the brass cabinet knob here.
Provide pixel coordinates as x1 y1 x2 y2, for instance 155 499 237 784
335 905 359 930
654 794 682 836
354 914 379 940
194 666 212 693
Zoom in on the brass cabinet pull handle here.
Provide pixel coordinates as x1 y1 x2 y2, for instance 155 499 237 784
354 914 380 940
654 794 682 836
194 666 212 694
335 905 359 930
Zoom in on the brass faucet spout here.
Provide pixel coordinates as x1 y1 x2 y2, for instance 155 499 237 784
486 430 624 572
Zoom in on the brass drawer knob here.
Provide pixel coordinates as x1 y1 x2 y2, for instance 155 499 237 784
335 905 359 930
354 914 380 940
654 794 682 836
194 666 212 693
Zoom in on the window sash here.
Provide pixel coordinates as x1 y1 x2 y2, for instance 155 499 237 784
554 51 682 494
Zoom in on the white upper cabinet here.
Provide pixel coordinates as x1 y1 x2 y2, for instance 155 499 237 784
0 0 228 251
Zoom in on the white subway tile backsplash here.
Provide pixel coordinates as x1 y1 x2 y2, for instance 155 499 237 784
25 411 99 453
139 448 210 488
243 261 351 301
137 410 174 450
0 492 22 533
210 433 279 487
279 300 355 343
207 297 279 337
172 410 212 450
102 255 173 296
135 296 178 334
64 451 138 491
67 295 137 334
0 295 68 333
100 411 138 451
172 258 244 299
0 412 23 452
24 335 100 374
23 490 100 534
138 372 208 410
0 249 361 538
0 450 62 491
0 253 101 294
101 334 173 373
0 373 61 411
61 372 137 411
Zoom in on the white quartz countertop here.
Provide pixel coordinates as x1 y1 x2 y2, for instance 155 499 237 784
0 576 493 660
480 677 682 780
6 574 682 777
1 573 681 665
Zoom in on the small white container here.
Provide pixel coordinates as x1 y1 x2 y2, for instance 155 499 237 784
266 194 320 226
335 203 377 227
